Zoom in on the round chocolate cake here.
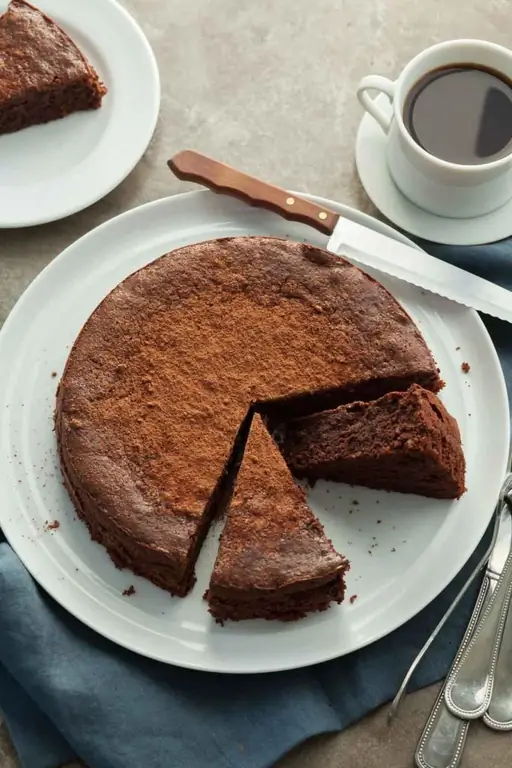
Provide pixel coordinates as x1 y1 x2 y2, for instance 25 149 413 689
56 236 442 611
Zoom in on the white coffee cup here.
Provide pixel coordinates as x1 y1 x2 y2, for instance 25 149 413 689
357 40 512 219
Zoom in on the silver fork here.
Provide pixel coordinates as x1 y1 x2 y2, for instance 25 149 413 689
414 474 512 768
388 497 504 723
484 589 512 730
414 555 493 768
414 583 489 768
387 473 511 768
444 476 512 720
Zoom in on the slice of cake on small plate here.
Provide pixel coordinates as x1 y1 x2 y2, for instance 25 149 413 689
0 0 107 135
206 414 349 623
282 385 466 499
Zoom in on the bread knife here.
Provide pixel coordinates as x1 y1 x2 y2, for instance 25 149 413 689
168 150 512 325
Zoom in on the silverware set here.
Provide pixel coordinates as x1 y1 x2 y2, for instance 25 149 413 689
390 472 512 768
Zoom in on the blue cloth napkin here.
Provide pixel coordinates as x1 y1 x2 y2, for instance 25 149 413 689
1 237 511 768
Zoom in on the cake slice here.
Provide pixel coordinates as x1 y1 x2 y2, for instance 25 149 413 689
0 0 106 135
282 385 466 499
206 414 349 622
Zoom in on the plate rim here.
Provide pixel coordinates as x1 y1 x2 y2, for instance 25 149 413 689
0 0 161 228
0 189 509 673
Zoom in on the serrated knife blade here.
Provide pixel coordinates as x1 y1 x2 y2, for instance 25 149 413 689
328 217 512 324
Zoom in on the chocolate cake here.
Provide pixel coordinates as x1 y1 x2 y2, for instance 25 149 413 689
56 235 441 599
206 415 349 622
0 0 106 135
282 385 465 499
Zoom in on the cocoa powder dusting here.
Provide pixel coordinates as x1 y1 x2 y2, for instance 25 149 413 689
210 415 349 591
59 238 438 514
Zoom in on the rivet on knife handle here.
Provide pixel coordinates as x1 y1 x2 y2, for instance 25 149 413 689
444 550 512 719
167 150 338 236
415 575 490 768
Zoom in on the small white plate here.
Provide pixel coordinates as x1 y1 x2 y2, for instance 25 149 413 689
0 191 509 673
0 0 160 227
356 93 512 246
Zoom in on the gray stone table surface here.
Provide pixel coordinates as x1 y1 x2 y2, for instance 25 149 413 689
1 0 511 766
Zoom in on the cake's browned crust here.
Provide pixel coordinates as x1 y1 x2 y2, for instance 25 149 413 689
283 385 466 499
206 415 349 622
56 236 441 596
0 0 107 135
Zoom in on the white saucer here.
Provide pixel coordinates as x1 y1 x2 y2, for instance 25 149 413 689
0 0 160 227
356 93 512 245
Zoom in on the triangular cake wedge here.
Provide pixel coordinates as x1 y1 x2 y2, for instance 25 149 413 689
282 385 465 499
206 414 349 623
0 0 106 135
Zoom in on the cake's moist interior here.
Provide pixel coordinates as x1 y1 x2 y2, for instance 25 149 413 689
281 387 464 499
0 82 104 135
259 372 442 424
207 576 345 623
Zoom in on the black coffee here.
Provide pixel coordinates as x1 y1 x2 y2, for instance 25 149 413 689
403 64 512 164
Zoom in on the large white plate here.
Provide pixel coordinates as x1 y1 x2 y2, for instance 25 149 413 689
0 191 509 673
0 0 160 227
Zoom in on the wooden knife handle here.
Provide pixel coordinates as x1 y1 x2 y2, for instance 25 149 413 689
168 150 338 236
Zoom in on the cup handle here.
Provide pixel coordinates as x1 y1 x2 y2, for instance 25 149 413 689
357 75 395 134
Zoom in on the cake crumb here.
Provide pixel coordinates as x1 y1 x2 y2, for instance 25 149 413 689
352 499 359 505
45 520 60 530
123 585 136 597
349 594 358 604
456 346 460 351
377 520 381 524
51 371 57 378
391 547 396 553
461 362 470 373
